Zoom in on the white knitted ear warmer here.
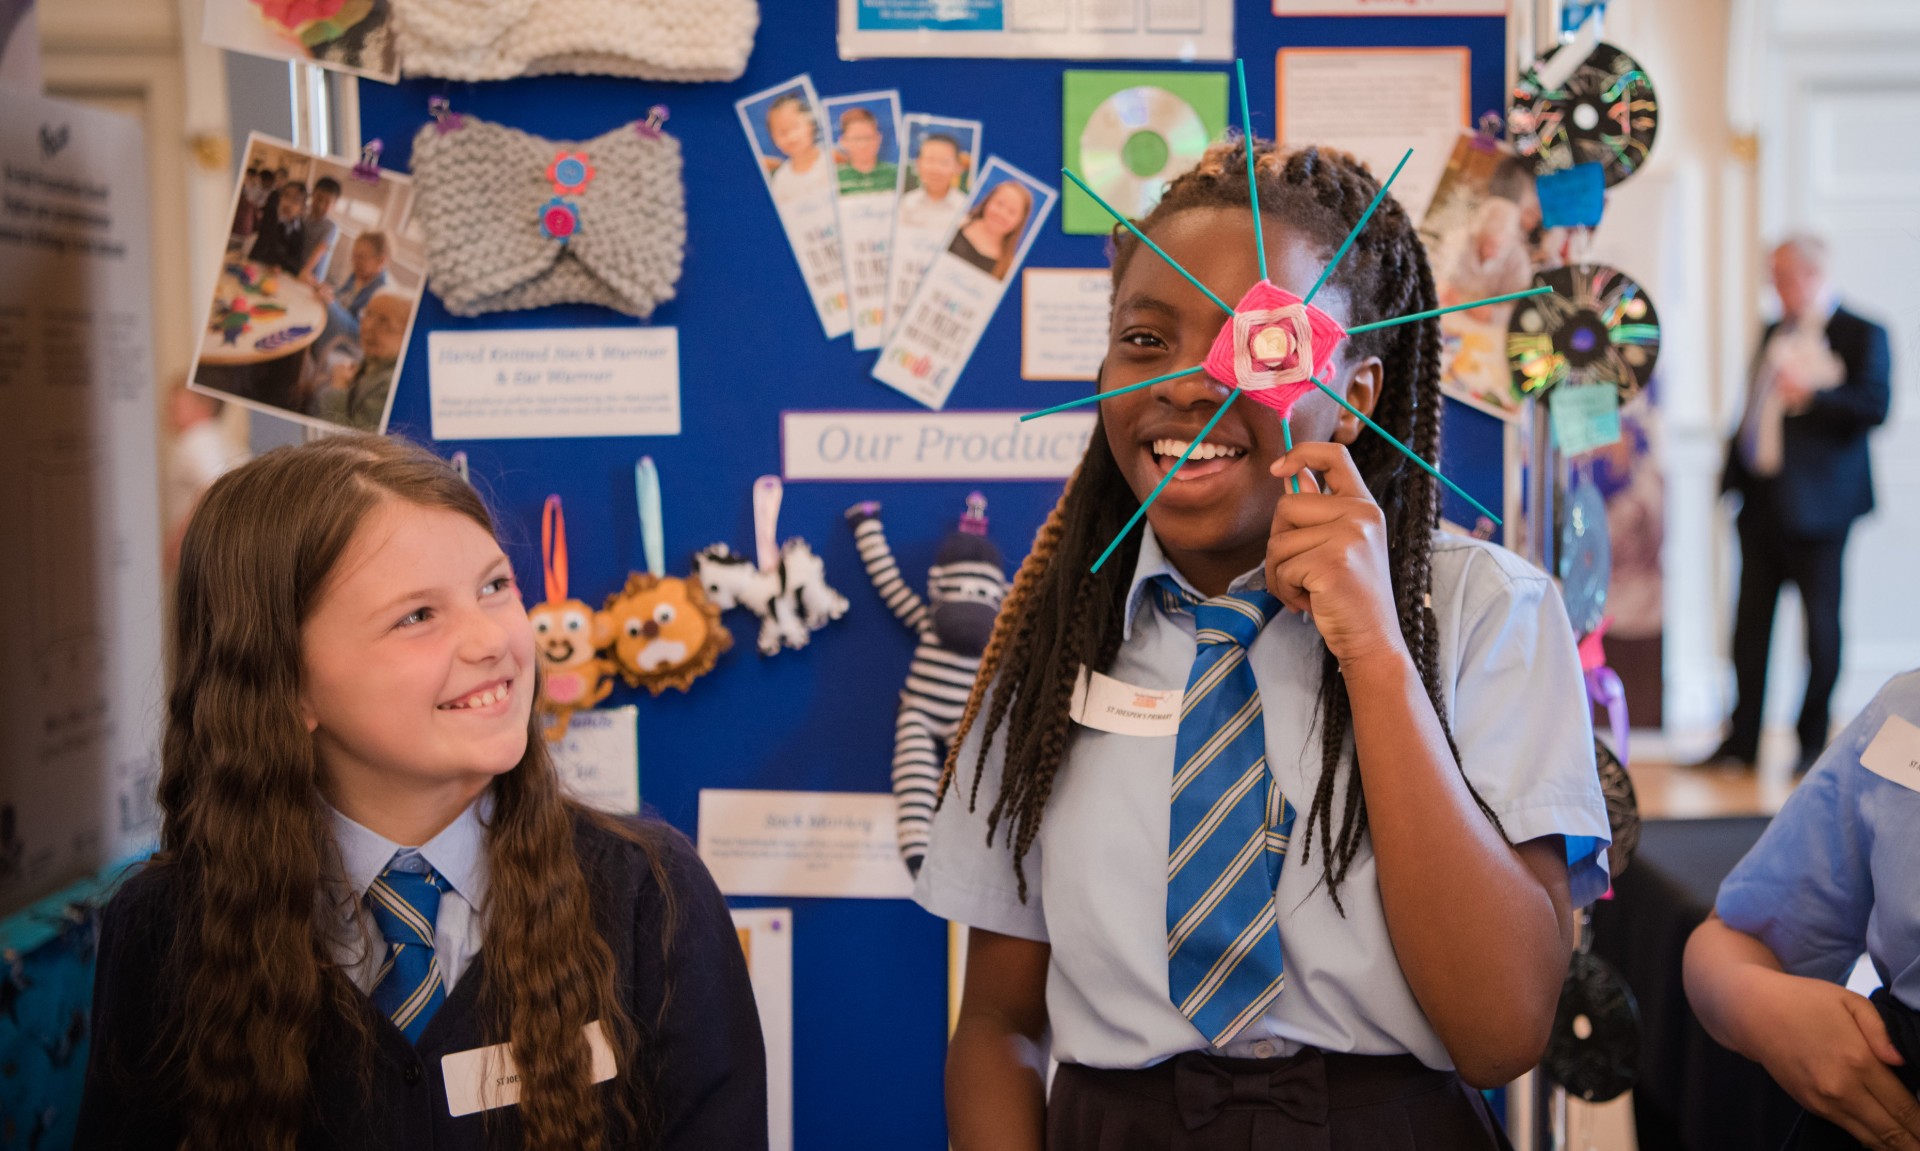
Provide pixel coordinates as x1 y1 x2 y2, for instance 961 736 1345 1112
410 115 686 318
392 0 758 83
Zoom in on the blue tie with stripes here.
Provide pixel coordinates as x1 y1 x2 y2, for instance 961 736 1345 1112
367 852 448 1044
1154 578 1293 1049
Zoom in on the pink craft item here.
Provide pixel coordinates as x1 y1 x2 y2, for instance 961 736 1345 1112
1201 280 1349 418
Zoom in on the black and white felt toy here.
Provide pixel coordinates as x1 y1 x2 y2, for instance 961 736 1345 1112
696 476 848 656
847 494 1008 875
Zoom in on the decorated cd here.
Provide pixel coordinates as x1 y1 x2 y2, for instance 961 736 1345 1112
1544 949 1641 1102
1077 86 1211 220
1508 264 1660 400
1560 474 1611 638
1511 41 1659 187
1595 738 1640 878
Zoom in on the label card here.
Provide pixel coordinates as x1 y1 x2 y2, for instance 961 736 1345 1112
1862 714 1920 792
1549 382 1622 456
823 90 904 350
442 1021 617 1117
1021 268 1111 381
782 410 1094 481
873 156 1058 409
731 909 794 1151
547 706 640 815
1070 667 1182 737
888 114 983 340
698 789 913 899
738 75 851 339
427 328 679 441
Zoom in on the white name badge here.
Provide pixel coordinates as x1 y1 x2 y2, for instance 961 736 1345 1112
442 1021 618 1117
1070 666 1182 737
1861 714 1920 791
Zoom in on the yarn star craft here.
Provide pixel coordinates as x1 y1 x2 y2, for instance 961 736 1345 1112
1033 59 1556 573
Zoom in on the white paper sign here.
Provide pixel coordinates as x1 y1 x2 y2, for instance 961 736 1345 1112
731 909 794 1151
783 410 1095 481
888 115 983 339
738 75 852 339
874 156 1059 409
824 91 904 350
837 0 1234 61
428 328 679 441
1022 268 1112 381
1 92 166 913
698 790 913 899
1862 715 1920 792
1274 0 1505 13
1276 48 1471 222
442 1022 617 1117
547 706 640 815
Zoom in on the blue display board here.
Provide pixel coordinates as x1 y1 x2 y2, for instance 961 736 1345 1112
358 6 1508 1144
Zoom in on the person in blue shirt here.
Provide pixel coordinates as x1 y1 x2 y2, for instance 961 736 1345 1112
916 141 1610 1149
77 434 766 1150
1686 669 1920 1149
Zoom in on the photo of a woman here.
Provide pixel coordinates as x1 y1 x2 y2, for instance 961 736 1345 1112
947 178 1033 282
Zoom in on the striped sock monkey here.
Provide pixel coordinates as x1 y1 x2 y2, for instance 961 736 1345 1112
846 494 1007 875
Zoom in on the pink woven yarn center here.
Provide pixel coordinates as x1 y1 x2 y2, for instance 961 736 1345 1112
1201 281 1349 418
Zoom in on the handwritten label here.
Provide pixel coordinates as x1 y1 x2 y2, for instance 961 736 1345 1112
782 410 1093 481
698 790 913 899
428 328 679 440
547 706 639 815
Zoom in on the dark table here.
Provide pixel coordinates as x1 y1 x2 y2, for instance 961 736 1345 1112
1589 816 1807 1151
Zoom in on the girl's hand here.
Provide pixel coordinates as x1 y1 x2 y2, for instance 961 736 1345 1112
1740 969 1920 1148
1267 442 1409 669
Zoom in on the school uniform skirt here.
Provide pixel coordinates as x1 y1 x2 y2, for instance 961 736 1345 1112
1048 1049 1514 1151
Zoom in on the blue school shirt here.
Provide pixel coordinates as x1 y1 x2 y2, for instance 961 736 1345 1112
1717 669 1920 1012
915 525 1611 1071
329 795 490 996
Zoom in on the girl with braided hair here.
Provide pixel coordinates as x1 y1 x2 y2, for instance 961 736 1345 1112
914 141 1610 1149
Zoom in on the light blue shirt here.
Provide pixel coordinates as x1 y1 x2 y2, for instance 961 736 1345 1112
329 795 491 997
915 526 1611 1071
1718 669 1920 1012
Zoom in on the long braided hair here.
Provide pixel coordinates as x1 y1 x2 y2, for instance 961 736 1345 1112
941 141 1504 909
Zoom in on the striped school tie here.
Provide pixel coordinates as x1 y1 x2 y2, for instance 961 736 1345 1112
1153 578 1294 1048
367 852 448 1044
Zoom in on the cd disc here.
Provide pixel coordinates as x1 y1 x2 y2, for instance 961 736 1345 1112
1078 86 1211 220
1508 264 1660 400
1511 41 1659 187
1560 475 1611 637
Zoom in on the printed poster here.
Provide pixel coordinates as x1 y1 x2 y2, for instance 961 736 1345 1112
873 157 1058 410
738 76 853 340
823 90 905 350
839 0 1234 62
888 114 981 340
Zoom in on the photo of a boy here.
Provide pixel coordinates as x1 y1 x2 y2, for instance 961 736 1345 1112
834 107 897 197
899 132 964 231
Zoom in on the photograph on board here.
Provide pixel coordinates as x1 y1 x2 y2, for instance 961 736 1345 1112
946 167 1045 282
826 92 902 197
191 134 423 435
741 79 835 208
1419 132 1548 419
899 117 977 225
202 0 399 84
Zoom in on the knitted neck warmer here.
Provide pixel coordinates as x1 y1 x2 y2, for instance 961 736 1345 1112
410 115 686 318
391 0 758 83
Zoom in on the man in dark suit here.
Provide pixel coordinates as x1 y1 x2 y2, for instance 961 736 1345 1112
1704 235 1892 774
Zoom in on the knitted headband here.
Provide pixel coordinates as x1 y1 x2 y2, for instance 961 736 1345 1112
391 0 758 83
410 113 686 318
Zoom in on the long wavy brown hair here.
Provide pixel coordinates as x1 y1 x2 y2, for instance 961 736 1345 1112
155 433 674 1149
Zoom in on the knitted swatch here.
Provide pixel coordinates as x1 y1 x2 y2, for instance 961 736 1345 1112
391 0 758 83
411 116 686 318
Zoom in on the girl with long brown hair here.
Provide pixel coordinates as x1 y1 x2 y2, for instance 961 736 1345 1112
915 141 1612 1148
76 434 765 1150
